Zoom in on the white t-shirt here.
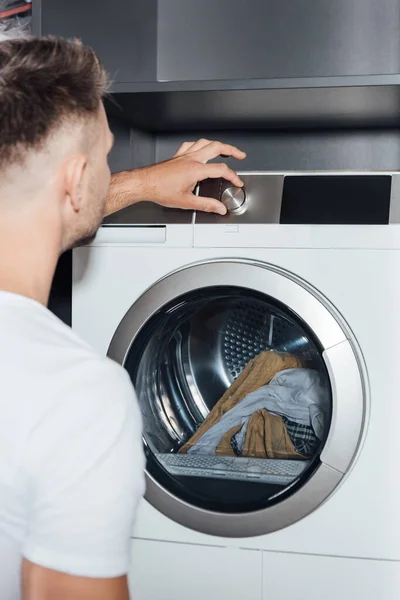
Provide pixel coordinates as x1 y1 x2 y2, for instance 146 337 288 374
0 291 145 599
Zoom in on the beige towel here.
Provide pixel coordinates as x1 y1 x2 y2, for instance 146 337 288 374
216 410 304 459
180 350 302 454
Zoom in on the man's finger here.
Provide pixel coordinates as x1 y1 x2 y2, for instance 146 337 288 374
174 138 213 157
196 141 246 163
198 162 244 187
174 141 195 157
184 138 212 153
182 193 227 215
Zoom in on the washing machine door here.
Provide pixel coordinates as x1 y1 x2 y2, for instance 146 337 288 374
108 260 366 537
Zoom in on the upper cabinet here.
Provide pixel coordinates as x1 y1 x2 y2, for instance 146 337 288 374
158 0 400 82
36 0 158 84
36 0 400 86
35 0 400 131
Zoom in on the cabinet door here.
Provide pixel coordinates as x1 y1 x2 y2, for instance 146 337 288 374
158 0 400 82
38 0 157 83
129 539 262 600
262 552 400 600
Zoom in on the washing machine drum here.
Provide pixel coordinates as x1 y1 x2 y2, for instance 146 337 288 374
110 262 365 537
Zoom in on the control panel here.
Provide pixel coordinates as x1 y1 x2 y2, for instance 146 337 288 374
102 172 400 227
196 173 399 225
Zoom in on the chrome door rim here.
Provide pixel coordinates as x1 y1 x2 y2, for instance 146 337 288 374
108 259 367 537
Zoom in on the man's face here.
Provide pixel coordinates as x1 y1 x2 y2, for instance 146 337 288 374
69 104 113 248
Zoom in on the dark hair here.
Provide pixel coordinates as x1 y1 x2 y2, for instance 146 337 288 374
0 36 108 169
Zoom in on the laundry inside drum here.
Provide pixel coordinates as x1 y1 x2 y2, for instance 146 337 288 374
124 285 332 514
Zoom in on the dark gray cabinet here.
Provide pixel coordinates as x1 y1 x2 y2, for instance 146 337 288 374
158 0 400 82
35 0 400 87
34 0 400 130
32 0 400 182
36 0 157 83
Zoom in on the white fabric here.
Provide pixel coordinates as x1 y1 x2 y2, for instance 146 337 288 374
0 291 145 600
188 368 330 455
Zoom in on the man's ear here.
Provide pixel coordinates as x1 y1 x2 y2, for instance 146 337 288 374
62 154 88 213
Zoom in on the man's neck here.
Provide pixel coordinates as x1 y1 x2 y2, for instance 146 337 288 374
0 213 61 307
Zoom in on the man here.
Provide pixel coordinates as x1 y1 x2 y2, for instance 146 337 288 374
0 36 246 600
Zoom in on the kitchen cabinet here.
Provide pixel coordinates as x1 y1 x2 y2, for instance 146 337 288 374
158 0 400 83
34 0 157 84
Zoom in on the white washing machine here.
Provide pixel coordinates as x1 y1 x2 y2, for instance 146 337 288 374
72 172 400 600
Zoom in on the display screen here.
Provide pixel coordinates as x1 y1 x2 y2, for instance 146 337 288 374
280 175 391 225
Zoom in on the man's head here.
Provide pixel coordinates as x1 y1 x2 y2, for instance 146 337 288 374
0 36 113 250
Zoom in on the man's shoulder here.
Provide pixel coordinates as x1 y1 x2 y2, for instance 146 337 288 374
4 298 133 405
19 301 122 375
24 322 137 445
50 331 133 407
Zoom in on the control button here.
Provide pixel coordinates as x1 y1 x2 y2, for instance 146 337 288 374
221 186 246 213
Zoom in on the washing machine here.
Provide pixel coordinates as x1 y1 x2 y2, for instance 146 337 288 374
72 172 400 600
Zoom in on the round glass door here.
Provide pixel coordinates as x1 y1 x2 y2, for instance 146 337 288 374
108 260 365 537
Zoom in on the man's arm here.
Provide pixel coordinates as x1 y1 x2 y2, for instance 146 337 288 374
105 138 246 216
22 562 130 600
21 358 145 600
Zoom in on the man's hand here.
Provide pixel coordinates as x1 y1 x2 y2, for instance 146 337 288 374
141 139 246 215
105 139 246 216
